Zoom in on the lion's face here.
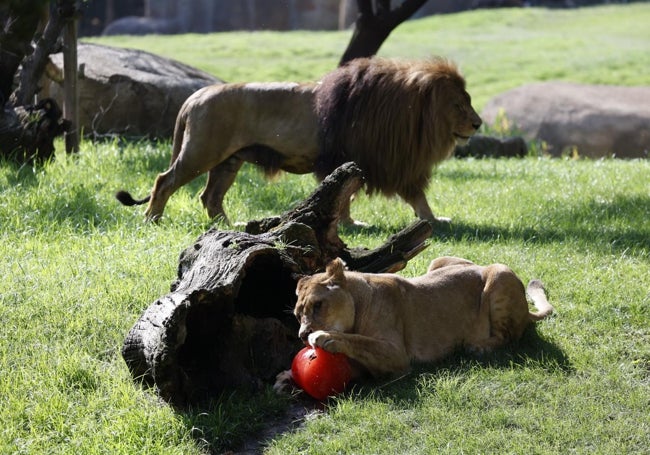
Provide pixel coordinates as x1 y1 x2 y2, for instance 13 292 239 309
294 259 355 343
447 87 482 146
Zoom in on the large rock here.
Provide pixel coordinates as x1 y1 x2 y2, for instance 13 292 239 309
44 43 222 138
481 82 650 158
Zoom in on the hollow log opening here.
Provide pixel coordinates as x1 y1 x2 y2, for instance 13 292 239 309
235 254 300 322
164 252 303 404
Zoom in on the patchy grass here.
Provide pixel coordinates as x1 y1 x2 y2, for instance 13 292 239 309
2 140 648 453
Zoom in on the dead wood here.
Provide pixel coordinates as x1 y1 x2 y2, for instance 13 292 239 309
0 98 70 163
121 162 432 406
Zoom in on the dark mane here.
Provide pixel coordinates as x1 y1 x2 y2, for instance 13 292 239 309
314 57 466 199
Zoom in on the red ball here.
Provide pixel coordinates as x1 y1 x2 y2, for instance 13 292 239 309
291 346 353 401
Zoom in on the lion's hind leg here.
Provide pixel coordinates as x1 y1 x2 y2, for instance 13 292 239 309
201 156 244 223
145 154 215 222
144 167 185 221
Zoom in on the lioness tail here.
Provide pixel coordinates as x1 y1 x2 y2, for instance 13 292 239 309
526 279 554 321
115 190 150 206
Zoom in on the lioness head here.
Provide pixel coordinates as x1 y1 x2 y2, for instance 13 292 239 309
294 258 355 343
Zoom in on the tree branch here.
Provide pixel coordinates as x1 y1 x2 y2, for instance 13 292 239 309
389 0 430 26
356 0 374 16
9 0 80 107
340 0 429 66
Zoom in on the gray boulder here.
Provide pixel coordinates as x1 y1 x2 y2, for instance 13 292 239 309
44 43 222 138
102 16 183 36
454 135 527 158
481 82 650 158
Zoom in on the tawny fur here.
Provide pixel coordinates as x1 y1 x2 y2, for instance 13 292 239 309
291 256 554 378
116 58 481 224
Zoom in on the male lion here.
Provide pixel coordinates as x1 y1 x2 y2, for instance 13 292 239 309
116 58 482 224
289 256 553 379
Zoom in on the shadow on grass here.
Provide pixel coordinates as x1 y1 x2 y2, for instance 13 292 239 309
177 387 327 454
176 325 570 454
354 324 571 405
432 194 650 256
1 158 42 189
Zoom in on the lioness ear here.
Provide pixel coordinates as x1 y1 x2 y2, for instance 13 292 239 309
325 258 346 286
295 276 307 296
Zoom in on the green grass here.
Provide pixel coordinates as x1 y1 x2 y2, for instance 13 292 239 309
2 4 650 454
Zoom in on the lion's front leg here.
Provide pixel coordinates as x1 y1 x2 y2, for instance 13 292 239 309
308 330 409 377
338 191 369 227
401 187 451 225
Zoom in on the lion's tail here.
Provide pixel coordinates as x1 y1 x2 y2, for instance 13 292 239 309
115 190 150 207
526 279 554 321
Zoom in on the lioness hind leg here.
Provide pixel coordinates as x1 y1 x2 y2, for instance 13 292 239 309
427 256 476 273
465 266 531 354
201 156 244 222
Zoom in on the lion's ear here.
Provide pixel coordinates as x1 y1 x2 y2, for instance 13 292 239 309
325 258 346 286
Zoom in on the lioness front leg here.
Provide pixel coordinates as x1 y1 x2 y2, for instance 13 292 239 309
308 330 409 377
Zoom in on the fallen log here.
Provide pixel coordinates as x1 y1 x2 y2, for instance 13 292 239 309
121 162 432 406
0 98 70 164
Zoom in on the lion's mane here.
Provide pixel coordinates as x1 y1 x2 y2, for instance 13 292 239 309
314 57 466 201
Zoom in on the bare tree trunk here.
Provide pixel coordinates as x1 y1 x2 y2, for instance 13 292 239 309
122 163 433 407
339 0 429 66
62 15 79 153
9 1 75 107
0 0 78 163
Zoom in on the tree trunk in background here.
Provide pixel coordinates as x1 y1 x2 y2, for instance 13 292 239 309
339 0 429 66
0 0 77 163
62 14 79 153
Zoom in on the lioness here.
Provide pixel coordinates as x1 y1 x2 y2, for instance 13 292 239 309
291 256 554 378
116 57 482 224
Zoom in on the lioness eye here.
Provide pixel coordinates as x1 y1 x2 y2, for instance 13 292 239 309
313 300 322 312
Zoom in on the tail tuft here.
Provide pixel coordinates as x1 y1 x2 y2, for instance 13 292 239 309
527 279 554 321
115 190 150 206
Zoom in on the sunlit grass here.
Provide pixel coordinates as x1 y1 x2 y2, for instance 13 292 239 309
2 4 650 453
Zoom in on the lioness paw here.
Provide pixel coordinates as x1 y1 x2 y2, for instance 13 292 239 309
308 330 338 352
273 369 296 395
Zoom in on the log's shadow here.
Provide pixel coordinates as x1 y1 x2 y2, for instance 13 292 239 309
178 389 319 455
